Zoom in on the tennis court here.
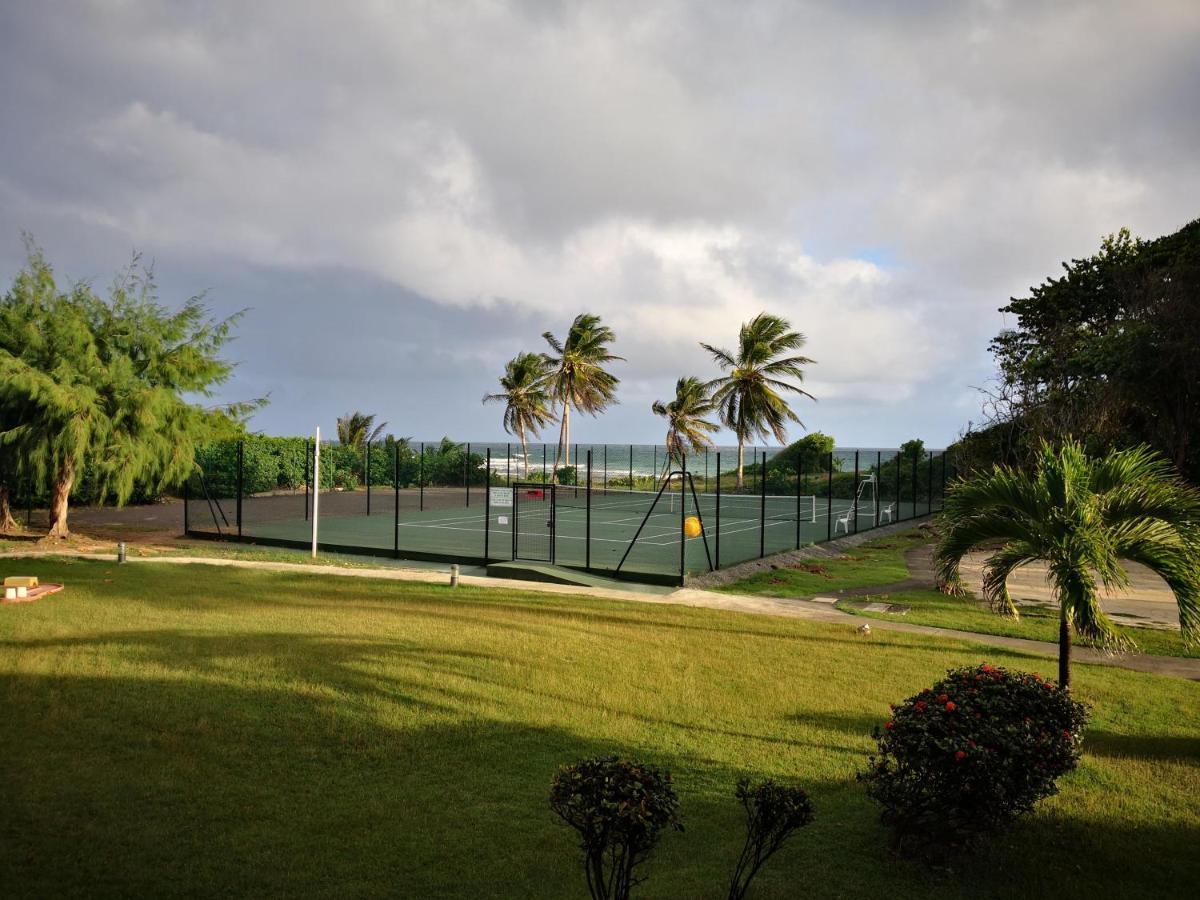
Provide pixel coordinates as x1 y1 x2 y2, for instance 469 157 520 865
194 484 922 582
185 441 948 584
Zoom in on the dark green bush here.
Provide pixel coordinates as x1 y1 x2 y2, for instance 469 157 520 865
859 663 1088 856
727 779 814 900
550 756 682 900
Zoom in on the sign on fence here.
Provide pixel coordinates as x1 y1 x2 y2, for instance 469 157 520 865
489 487 514 508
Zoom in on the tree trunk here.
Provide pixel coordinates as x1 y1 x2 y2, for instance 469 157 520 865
519 432 529 478
0 483 17 533
1058 611 1072 691
554 404 570 483
46 463 74 539
736 439 745 490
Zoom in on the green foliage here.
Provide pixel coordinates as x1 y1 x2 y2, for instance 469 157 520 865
989 219 1200 478
860 664 1089 857
935 439 1200 687
727 779 814 900
652 377 719 470
482 352 557 453
767 432 835 474
0 243 254 530
543 313 624 482
701 313 816 485
554 465 578 486
550 756 682 900
335 412 388 448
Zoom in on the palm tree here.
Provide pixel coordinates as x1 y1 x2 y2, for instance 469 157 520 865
336 412 388 448
935 440 1200 690
701 313 815 489
482 352 557 476
652 376 720 481
543 314 623 481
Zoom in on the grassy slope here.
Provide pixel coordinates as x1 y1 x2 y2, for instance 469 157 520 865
0 557 1197 899
842 589 1200 660
722 530 1198 659
716 529 931 596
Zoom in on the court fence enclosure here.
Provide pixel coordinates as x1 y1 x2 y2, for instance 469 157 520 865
184 439 952 586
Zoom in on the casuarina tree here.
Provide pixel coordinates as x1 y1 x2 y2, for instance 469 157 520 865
0 241 255 538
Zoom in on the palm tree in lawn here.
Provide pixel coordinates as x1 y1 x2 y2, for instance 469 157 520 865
935 439 1200 691
336 412 388 448
652 376 720 482
543 313 623 482
482 352 557 477
701 312 815 490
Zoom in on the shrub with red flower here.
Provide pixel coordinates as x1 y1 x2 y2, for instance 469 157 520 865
858 663 1089 857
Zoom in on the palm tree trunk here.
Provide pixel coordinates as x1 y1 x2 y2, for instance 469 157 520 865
554 404 570 483
47 461 74 539
519 431 529 478
0 483 17 533
736 438 745 490
1058 607 1072 691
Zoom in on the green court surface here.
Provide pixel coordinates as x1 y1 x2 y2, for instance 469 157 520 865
211 488 930 582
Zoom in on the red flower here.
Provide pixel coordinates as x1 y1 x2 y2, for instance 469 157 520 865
884 721 894 730
937 694 949 703
1043 682 1055 690
981 664 994 672
915 701 927 712
1062 730 1072 739
945 701 956 712
955 750 967 761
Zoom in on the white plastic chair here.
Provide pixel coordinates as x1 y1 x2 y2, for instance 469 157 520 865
879 503 895 524
834 507 854 534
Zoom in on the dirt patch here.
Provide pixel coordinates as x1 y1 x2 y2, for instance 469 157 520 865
788 562 829 576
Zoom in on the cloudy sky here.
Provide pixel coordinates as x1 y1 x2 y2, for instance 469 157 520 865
2 1 1197 448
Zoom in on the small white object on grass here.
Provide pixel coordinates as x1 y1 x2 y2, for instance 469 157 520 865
857 623 872 635
17 586 27 599
450 564 460 588
4 587 15 601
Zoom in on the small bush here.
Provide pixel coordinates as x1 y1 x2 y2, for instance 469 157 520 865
550 756 682 900
727 779 814 900
859 663 1088 856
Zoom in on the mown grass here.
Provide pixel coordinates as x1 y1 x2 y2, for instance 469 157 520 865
843 589 1200 659
1 557 1198 898
718 529 930 596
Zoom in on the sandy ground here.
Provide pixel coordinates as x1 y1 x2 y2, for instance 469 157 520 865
957 551 1179 629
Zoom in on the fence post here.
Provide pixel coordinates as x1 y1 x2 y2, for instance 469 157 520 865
941 451 948 509
394 442 400 558
305 439 311 521
629 444 633 491
875 451 882 527
759 451 767 558
484 448 491 562
826 452 834 541
603 444 607 492
506 443 511 486
465 442 471 507
912 452 919 519
927 452 934 515
183 474 190 534
795 454 802 549
236 439 243 539
896 449 903 521
365 440 371 516
586 450 593 570
715 451 722 569
419 442 425 512
853 450 860 535
678 454 687 581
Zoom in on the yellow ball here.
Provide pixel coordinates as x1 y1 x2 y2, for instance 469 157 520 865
684 516 702 538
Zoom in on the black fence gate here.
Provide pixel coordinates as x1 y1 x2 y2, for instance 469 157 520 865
512 483 555 562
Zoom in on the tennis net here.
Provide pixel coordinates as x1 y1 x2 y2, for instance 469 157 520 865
552 488 817 523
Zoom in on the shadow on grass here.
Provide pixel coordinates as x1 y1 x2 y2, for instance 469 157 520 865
1084 730 1200 762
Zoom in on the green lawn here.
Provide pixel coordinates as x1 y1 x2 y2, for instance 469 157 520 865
1 557 1198 898
718 528 930 596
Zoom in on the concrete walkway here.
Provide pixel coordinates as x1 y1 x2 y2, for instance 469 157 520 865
4 549 1198 682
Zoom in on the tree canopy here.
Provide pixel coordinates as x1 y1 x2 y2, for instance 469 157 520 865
982 218 1200 479
0 243 254 536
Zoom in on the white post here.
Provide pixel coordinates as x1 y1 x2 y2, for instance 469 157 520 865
311 426 321 558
